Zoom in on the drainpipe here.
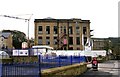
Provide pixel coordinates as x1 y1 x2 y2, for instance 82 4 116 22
57 20 59 50
67 20 69 50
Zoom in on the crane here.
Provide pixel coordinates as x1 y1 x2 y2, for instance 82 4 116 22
0 14 33 48
0 15 28 20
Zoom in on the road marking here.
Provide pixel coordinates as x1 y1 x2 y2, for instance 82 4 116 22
112 61 119 75
85 61 120 76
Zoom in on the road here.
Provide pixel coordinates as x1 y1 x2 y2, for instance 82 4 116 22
78 60 120 77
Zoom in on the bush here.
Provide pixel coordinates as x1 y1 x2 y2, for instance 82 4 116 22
116 55 120 60
12 56 38 63
98 55 102 58
97 56 107 63
0 58 13 63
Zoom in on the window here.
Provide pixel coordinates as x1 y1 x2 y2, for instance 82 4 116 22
60 26 63 33
54 37 57 44
76 37 80 45
46 26 50 34
63 47 67 50
46 37 50 45
54 26 58 34
38 37 42 45
84 37 87 45
77 47 80 50
38 26 42 34
64 26 66 33
69 47 73 50
69 26 73 34
83 27 87 35
76 26 80 35
76 22 80 34
69 37 73 45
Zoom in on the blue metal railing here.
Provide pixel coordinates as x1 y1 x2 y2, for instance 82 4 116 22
0 48 87 77
1 55 86 77
2 61 40 77
40 55 86 68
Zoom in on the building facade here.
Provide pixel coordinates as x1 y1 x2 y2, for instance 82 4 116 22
34 18 91 50
0 32 13 49
92 37 120 56
108 37 120 55
92 38 108 50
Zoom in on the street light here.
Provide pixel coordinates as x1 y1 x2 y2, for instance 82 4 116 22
25 14 33 48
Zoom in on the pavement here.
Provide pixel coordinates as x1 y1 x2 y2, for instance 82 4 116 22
77 60 120 77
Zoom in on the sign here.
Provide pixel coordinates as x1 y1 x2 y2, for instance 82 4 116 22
22 42 28 48
13 49 29 56
63 39 67 45
33 49 46 55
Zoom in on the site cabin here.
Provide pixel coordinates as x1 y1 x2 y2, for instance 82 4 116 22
32 45 54 56
0 51 9 59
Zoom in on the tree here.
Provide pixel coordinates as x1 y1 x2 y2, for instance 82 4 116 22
29 37 34 48
2 30 27 49
104 40 110 51
108 38 120 56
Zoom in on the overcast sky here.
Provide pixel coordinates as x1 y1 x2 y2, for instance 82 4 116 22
0 0 119 38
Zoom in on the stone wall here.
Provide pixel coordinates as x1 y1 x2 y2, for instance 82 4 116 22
41 63 87 77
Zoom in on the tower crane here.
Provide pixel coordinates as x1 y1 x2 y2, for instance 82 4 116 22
0 14 33 48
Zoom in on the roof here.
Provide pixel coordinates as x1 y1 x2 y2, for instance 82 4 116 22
0 32 11 39
34 18 90 23
0 51 9 59
0 51 9 55
44 17 55 19
32 45 54 49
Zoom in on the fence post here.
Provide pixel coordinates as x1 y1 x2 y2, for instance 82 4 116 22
28 48 30 56
37 48 38 56
38 55 41 77
59 55 61 67
0 60 2 77
84 56 86 62
79 55 81 63
70 55 72 65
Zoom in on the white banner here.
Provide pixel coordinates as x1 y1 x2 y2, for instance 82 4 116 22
13 49 29 56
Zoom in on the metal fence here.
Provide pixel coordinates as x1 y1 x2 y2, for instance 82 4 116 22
2 63 40 77
0 49 87 77
41 55 86 69
1 55 41 77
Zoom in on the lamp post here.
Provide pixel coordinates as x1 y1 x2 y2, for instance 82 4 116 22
26 14 33 48
27 19 30 48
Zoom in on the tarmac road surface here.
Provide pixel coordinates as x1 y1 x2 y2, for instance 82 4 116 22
77 60 120 77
